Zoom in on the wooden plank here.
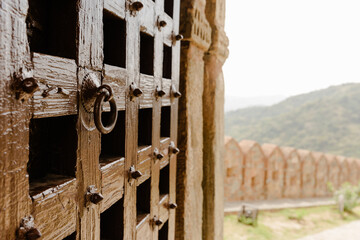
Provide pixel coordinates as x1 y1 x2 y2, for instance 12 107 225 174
161 78 172 107
149 0 165 237
136 214 152 240
100 157 125 212
160 13 174 47
76 1 104 239
0 1 32 239
104 0 126 19
137 146 152 186
158 194 170 230
78 0 104 70
169 0 181 238
77 69 102 240
139 76 171 108
159 137 171 169
123 6 140 239
103 64 127 111
139 0 156 36
32 53 77 118
139 74 155 109
31 178 77 240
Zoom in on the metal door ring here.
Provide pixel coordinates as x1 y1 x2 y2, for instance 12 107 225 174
94 86 117 134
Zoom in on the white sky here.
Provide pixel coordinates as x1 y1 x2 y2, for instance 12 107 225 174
224 0 360 97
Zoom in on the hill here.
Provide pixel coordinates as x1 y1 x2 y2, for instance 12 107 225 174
225 83 360 158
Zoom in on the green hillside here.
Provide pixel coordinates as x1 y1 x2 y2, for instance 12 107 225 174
225 83 360 158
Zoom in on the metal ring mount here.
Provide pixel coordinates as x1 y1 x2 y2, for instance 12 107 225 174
94 86 118 134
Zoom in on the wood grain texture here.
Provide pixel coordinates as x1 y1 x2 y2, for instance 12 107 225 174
137 146 152 186
76 0 104 239
100 157 125 213
169 0 181 238
138 0 156 36
104 0 126 19
123 6 140 239
158 194 170 230
31 179 77 240
103 64 127 111
139 74 155 109
0 1 32 239
136 214 152 239
32 53 77 118
0 0 182 239
77 0 104 70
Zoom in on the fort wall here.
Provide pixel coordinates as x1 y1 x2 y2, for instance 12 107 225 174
224 137 360 202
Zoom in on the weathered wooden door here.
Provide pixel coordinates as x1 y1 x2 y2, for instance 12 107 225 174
1 0 181 239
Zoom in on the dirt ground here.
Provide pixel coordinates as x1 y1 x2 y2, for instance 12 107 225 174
224 205 360 240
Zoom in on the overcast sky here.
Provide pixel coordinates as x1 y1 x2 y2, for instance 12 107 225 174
223 0 360 98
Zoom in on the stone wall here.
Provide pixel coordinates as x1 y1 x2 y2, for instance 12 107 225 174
224 137 360 202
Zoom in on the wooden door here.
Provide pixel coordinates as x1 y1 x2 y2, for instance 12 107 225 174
3 0 181 239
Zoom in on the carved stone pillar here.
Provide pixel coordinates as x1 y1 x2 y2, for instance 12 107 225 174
177 0 211 239
203 0 229 239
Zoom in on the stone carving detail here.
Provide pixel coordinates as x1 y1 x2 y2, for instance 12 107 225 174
191 8 212 50
181 3 212 51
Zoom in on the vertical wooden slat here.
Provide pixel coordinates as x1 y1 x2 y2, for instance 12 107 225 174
169 0 181 238
151 0 163 239
0 1 32 239
76 1 104 239
123 7 140 240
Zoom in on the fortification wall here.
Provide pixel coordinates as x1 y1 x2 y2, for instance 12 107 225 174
224 137 360 202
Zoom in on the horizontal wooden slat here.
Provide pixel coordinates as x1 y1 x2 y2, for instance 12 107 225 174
137 145 152 186
103 64 127 111
136 213 152 239
161 13 174 47
31 53 77 118
104 0 126 19
139 0 156 36
31 178 77 240
160 137 171 169
139 74 154 109
161 78 172 107
139 75 172 108
100 157 125 212
158 194 170 230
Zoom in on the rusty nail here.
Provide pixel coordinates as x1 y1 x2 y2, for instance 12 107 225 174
131 2 143 11
130 82 143 98
175 34 183 41
159 20 167 28
12 68 39 101
173 91 181 98
169 141 180 155
130 166 143 179
171 85 181 98
18 216 41 240
22 78 38 93
89 192 104 205
86 185 104 205
58 87 70 96
26 228 42 240
154 217 163 226
154 148 164 160
156 86 166 97
42 86 57 98
169 202 178 209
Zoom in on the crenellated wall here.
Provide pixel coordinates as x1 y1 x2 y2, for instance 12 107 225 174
224 137 360 202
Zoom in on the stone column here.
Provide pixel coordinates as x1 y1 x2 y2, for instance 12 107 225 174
176 0 211 239
203 0 229 239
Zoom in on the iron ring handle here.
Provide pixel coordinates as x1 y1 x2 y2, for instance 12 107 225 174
94 85 118 134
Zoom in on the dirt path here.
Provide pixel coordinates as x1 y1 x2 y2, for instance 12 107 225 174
298 220 360 240
225 198 334 214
